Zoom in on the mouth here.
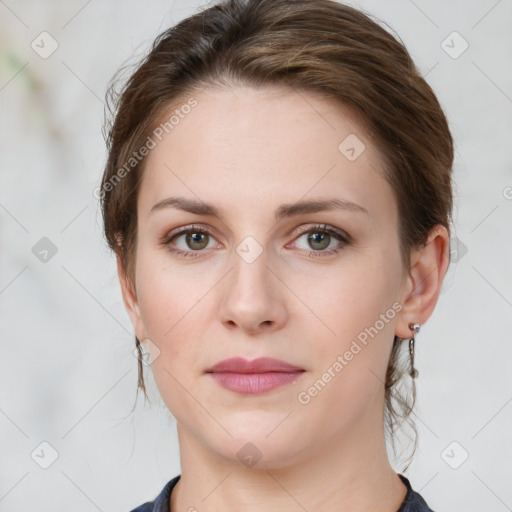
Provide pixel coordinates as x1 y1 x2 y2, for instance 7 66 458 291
207 370 306 394
205 357 305 394
205 356 304 374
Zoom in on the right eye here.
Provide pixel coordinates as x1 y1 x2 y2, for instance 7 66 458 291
162 224 219 258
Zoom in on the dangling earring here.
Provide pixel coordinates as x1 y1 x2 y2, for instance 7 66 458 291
408 322 421 379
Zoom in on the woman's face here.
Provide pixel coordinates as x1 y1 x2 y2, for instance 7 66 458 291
121 84 414 467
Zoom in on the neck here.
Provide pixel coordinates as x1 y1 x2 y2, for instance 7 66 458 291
170 393 407 512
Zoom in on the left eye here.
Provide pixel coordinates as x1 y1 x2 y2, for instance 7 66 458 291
290 225 349 255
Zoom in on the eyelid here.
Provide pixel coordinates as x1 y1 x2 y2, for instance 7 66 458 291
290 223 351 243
161 223 217 244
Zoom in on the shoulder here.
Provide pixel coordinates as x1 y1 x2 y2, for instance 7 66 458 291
397 474 436 512
128 474 181 512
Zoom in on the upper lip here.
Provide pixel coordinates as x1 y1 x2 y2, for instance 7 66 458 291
206 357 304 374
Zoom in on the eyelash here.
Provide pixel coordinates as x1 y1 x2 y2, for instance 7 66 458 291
161 223 350 259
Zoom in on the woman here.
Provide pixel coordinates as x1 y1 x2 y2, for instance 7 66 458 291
99 0 453 510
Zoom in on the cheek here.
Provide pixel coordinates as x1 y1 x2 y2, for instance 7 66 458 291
297 253 395 337
295 265 397 423
134 248 217 375
135 243 203 331
296 255 399 404
134 259 207 414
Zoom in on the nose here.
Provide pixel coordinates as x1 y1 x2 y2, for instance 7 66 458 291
218 246 288 335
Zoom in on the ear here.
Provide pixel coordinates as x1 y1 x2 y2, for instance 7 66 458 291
395 225 450 339
116 252 146 341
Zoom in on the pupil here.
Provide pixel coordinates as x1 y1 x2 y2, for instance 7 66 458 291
188 232 207 249
309 232 329 250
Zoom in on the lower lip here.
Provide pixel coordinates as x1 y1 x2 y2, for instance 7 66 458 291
208 371 305 394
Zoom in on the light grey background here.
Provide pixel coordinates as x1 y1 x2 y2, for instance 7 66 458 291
0 1 511 510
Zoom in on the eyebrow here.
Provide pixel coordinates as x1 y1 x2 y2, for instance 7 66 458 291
150 196 369 221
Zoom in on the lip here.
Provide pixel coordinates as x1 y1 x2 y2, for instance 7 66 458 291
205 357 305 395
205 357 304 374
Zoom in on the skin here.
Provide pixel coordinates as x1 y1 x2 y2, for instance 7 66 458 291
118 84 449 511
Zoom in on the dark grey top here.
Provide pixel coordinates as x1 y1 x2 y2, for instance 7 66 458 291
129 473 434 512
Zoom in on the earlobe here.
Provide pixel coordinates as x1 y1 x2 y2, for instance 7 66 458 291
395 225 450 339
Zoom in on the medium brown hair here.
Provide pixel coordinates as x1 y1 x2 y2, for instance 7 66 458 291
100 0 453 468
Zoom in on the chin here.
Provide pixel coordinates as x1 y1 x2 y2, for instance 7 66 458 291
210 430 309 471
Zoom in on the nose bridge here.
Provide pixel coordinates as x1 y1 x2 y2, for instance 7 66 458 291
230 233 275 296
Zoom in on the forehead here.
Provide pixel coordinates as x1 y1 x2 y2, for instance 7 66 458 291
138 84 394 223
